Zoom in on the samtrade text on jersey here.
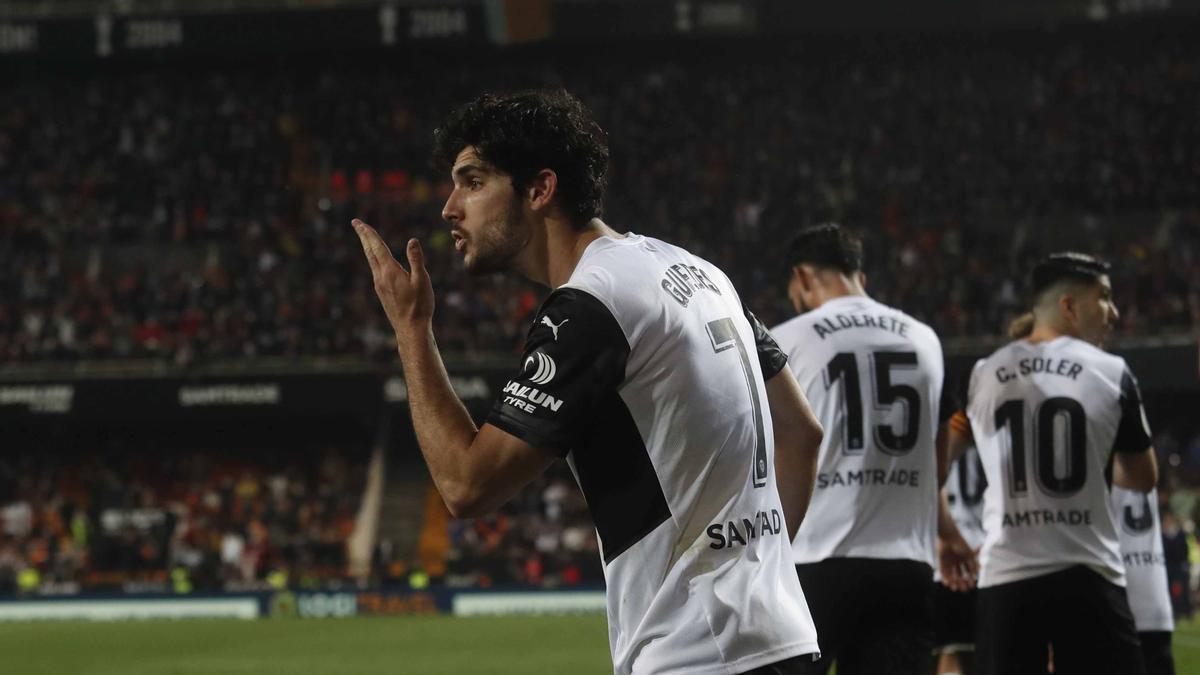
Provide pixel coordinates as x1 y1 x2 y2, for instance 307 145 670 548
815 468 921 489
706 509 785 550
1001 508 1093 528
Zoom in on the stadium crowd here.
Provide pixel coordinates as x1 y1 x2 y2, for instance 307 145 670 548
0 444 364 594
442 464 602 588
2 27 1199 363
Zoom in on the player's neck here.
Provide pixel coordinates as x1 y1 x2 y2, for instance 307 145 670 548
809 277 868 310
1026 322 1078 345
523 217 621 288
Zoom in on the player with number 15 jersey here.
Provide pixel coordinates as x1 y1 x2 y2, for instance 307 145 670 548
772 224 944 675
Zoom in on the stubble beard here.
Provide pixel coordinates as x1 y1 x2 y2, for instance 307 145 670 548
463 197 528 277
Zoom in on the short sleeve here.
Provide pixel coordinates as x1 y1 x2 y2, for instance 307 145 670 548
1112 368 1152 455
743 306 788 380
485 288 629 457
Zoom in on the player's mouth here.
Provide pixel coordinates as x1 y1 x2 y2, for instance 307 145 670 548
452 231 467 252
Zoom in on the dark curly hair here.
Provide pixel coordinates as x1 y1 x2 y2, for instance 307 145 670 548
432 90 610 227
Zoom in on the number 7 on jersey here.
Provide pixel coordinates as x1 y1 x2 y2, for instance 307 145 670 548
707 318 769 489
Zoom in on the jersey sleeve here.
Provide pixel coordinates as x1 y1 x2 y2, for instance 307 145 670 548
485 287 630 457
743 306 788 380
1112 367 1152 455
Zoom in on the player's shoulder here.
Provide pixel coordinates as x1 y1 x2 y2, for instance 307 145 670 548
979 337 1033 364
969 341 1019 388
768 313 814 349
886 300 940 337
866 298 943 352
564 235 654 307
1058 336 1127 371
533 285 624 344
1040 336 1131 392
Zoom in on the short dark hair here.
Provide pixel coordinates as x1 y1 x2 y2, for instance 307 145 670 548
432 90 609 226
1031 252 1111 297
786 223 863 275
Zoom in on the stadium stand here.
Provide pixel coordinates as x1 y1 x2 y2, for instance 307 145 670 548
0 440 367 594
2 28 1198 365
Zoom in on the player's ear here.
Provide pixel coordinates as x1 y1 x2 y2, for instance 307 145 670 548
526 169 558 213
1058 292 1078 327
793 265 813 292
856 271 867 290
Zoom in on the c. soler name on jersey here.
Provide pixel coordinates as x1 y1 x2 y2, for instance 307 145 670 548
811 312 910 340
816 468 921 489
706 509 785 550
1002 508 1093 528
993 357 1084 383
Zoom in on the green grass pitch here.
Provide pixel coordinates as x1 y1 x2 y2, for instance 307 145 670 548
1 614 1197 674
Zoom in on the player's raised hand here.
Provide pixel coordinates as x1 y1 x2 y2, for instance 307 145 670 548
352 218 435 333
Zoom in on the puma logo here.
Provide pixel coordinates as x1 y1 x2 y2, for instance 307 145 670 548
540 316 569 341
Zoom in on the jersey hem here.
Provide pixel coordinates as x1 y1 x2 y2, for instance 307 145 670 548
652 641 820 675
792 551 935 568
978 562 1125 588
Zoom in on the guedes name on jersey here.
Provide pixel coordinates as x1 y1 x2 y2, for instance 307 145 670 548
812 313 910 340
816 468 921 489
994 357 1083 384
660 263 722 308
706 509 785 550
1002 508 1092 528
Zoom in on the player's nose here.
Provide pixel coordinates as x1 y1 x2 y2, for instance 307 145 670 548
442 189 463 224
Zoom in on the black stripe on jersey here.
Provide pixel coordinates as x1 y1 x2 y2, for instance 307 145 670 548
484 287 671 564
571 391 672 565
485 288 630 454
1113 368 1152 455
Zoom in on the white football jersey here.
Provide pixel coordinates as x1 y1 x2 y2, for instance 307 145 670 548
487 234 819 675
1112 487 1174 632
946 446 987 551
772 296 944 566
967 336 1153 588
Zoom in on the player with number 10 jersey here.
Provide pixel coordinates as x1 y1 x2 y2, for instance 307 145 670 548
964 252 1156 675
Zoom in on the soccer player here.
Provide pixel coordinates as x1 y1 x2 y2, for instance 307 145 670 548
352 90 825 675
933 412 986 675
1112 485 1176 675
962 252 1158 675
931 315 1029 675
771 223 948 674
